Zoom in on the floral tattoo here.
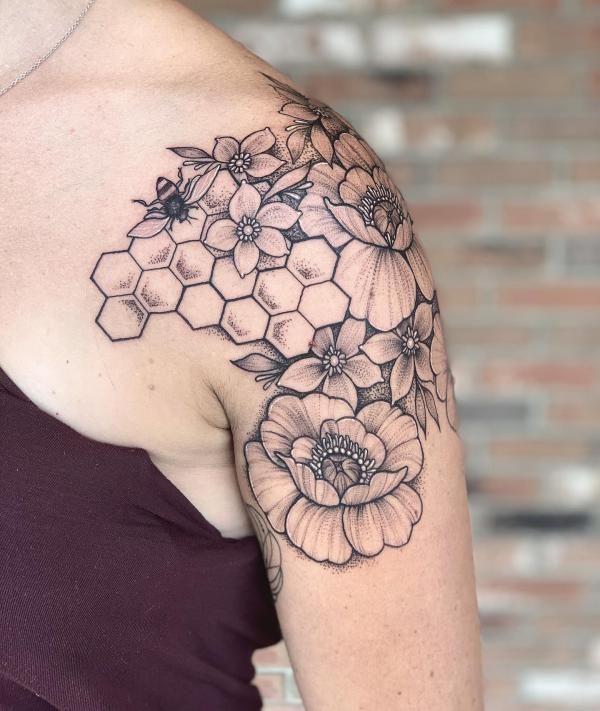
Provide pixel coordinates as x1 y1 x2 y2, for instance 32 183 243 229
91 74 457 590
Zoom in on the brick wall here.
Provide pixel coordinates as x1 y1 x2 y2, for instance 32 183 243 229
183 1 600 708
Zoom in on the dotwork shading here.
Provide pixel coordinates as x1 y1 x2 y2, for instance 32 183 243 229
91 74 458 590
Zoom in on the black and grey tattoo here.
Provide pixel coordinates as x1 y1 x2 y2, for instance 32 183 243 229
91 74 457 586
247 505 283 602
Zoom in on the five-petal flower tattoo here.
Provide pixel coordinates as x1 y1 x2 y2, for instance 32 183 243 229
362 302 434 404
278 318 383 409
205 181 300 277
212 128 285 182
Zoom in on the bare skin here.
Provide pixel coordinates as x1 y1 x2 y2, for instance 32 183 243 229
0 1 484 708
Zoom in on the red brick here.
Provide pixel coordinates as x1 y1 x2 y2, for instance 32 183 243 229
489 438 591 459
450 325 531 346
571 161 600 182
303 70 434 103
404 113 497 150
590 69 600 98
474 540 524 572
481 580 583 602
435 285 482 309
432 242 545 270
518 21 600 58
484 643 582 666
500 284 600 309
502 199 600 235
386 160 421 188
549 541 600 569
373 0 417 8
472 476 540 500
548 401 600 425
479 612 521 633
447 67 577 99
540 324 600 350
506 114 600 142
410 199 483 232
436 0 559 9
435 159 554 186
481 362 598 388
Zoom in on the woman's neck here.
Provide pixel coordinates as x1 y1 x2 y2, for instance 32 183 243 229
0 2 96 84
0 0 217 100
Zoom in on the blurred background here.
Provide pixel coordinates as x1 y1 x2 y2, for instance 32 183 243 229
184 1 600 709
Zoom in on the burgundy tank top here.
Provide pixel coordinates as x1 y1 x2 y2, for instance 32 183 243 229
0 367 281 710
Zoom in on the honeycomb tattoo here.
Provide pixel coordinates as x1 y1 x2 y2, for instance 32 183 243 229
91 73 458 593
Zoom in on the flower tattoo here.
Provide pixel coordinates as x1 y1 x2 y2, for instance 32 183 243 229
205 181 300 277
431 314 458 431
362 302 434 404
278 318 382 409
266 73 348 164
298 132 434 332
91 72 458 595
212 128 285 181
247 394 423 563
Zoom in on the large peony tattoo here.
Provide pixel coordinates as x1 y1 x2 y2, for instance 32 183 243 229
298 133 434 332
247 394 423 564
91 73 457 590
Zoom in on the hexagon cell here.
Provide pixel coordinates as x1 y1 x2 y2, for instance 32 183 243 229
177 284 225 329
212 257 256 300
91 251 141 297
221 298 269 344
199 170 238 216
129 231 176 270
96 295 148 341
298 282 349 329
266 312 315 359
253 268 303 316
171 241 215 285
286 238 338 286
257 254 288 271
135 269 183 313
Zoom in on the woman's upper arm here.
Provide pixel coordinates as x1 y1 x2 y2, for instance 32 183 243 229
214 74 484 710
